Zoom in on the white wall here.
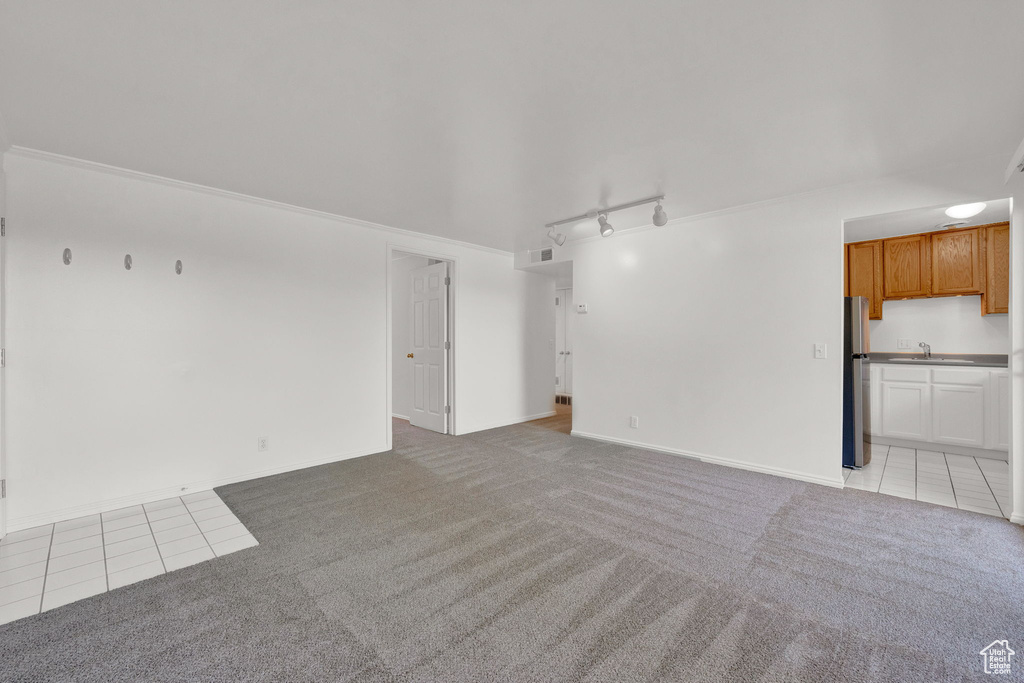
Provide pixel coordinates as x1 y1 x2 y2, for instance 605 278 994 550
3 149 554 530
868 297 1008 354
547 154 1018 490
390 254 430 419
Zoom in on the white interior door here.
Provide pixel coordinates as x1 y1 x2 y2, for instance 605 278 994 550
554 292 565 392
408 262 448 433
562 288 573 395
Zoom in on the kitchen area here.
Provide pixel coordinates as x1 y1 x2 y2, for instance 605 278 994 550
842 200 1010 517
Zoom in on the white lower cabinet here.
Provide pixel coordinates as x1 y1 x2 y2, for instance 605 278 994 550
931 384 985 447
869 363 1007 452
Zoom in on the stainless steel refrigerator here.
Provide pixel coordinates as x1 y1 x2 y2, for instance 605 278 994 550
843 296 871 468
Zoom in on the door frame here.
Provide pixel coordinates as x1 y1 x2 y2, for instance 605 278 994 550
385 243 457 448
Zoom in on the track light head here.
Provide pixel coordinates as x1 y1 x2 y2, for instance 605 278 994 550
652 201 667 227
598 214 614 237
547 229 567 246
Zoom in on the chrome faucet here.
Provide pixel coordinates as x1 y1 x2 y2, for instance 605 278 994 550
919 342 931 359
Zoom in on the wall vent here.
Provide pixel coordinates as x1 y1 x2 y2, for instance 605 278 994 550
531 248 553 263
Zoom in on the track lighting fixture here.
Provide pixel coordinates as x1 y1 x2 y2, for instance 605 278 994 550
652 201 667 227
547 228 567 246
545 194 666 240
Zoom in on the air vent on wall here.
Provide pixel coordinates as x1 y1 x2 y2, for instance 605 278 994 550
530 248 553 263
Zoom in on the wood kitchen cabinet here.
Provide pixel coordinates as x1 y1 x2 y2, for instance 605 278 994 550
883 234 930 299
982 221 1010 315
930 227 983 296
845 240 883 319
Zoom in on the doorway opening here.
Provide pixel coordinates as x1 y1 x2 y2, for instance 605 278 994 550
388 247 455 443
840 198 1011 518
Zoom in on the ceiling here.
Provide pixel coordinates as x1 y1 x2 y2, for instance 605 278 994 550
1 1 1023 253
844 198 1011 243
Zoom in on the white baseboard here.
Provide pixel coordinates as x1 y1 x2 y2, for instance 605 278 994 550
391 413 410 421
6 444 385 532
867 436 1007 461
570 430 845 489
1010 513 1024 526
459 411 557 435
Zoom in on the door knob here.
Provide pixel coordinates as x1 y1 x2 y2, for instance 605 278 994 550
407 353 414 358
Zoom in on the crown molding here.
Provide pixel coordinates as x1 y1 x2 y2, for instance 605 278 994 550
5 146 512 257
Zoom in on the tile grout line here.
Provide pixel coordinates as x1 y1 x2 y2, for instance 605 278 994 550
141 505 169 574
36 525 55 614
180 496 217 556
942 452 960 510
99 515 110 592
974 456 1008 518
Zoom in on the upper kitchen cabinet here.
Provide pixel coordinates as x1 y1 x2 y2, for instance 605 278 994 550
930 227 983 296
883 234 930 299
982 221 1010 315
846 240 883 319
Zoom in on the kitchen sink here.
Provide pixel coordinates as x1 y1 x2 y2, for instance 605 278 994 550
888 358 974 364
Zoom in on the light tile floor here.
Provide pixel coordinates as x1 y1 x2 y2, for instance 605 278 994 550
844 443 1009 518
0 490 257 626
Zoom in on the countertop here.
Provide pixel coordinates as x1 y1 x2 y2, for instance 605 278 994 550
867 353 1008 368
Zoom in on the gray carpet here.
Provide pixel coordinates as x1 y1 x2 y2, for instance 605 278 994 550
2 412 1022 682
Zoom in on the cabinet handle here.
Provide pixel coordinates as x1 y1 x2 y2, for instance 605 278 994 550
407 353 414 358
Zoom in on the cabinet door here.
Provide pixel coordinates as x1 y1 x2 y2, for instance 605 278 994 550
847 241 883 319
989 370 1010 450
982 223 1010 315
931 384 985 447
880 381 930 440
883 234 930 298
931 228 983 295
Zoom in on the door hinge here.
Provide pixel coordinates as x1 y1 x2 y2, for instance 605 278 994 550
1 217 5 237
1 349 5 368
445 405 450 414
444 276 450 286
444 341 450 350
1 479 5 499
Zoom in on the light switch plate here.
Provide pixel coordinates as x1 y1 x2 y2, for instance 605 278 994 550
897 339 912 349
814 343 827 359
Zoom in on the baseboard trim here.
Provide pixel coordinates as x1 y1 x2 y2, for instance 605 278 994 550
6 444 386 532
391 413 410 421
1009 513 1024 526
570 430 845 489
459 411 557 435
867 436 1007 461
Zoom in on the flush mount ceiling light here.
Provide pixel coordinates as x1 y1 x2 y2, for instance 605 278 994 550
944 202 986 219
546 229 567 246
545 194 666 240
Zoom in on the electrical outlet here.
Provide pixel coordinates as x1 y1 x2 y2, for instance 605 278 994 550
629 416 639 429
258 436 268 452
576 303 588 314
897 339 912 349
814 343 827 359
